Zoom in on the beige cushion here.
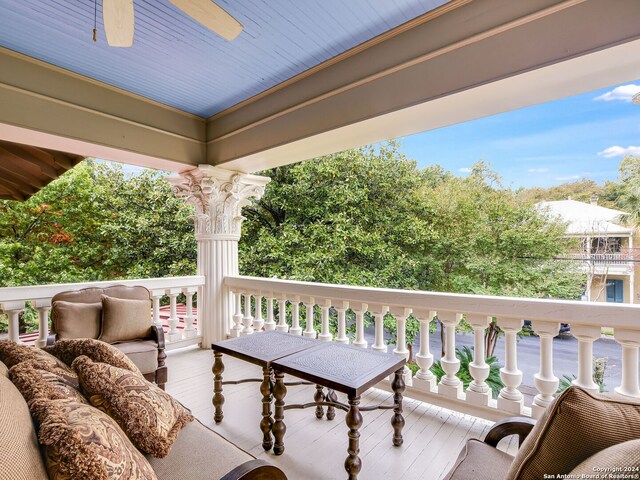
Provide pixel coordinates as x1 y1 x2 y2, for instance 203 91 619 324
146 420 253 480
51 301 101 340
51 285 151 305
45 338 142 376
73 355 193 458
0 360 8 377
113 340 159 375
0 374 48 480
9 360 87 405
99 295 152 344
30 398 157 480
571 439 640 473
443 439 513 480
507 387 640 478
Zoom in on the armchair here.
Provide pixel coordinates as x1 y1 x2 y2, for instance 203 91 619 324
47 285 167 389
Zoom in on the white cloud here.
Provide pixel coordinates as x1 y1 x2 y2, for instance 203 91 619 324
554 175 581 181
597 145 640 158
527 168 549 173
458 167 472 173
594 84 640 102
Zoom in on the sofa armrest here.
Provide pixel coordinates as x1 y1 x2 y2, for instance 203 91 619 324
149 325 166 350
220 459 287 480
483 417 536 448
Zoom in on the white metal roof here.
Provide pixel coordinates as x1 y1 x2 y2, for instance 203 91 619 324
536 199 632 236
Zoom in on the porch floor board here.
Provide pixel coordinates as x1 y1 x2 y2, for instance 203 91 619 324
166 346 518 480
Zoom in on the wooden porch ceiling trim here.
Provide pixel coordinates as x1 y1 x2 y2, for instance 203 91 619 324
0 140 84 201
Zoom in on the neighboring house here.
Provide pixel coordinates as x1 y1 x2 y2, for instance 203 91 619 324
538 198 637 304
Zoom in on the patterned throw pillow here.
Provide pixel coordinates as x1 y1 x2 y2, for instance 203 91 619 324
44 338 142 375
0 341 70 370
9 360 87 405
30 398 157 480
73 355 193 458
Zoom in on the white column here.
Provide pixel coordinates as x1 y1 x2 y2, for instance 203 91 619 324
231 290 244 337
335 301 349 344
264 296 276 331
241 293 254 335
571 325 600 393
276 297 289 333
253 295 264 332
438 312 463 399
371 305 388 353
290 296 302 335
465 314 492 406
151 290 163 328
169 166 270 347
352 303 368 348
318 299 332 342
167 289 181 342
531 321 560 419
614 329 640 398
497 317 524 414
303 298 317 338
183 287 197 338
413 309 436 392
389 307 412 386
34 300 52 348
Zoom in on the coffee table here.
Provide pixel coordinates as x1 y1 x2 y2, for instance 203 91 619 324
271 342 406 480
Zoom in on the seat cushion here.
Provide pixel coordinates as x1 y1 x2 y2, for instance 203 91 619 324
45 338 142 375
0 373 49 480
507 387 640 478
570 439 640 473
99 295 152 344
443 438 514 480
9 360 87 405
112 340 159 374
146 420 254 480
51 301 102 340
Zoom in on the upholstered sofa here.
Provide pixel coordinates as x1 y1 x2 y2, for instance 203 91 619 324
0 345 287 480
48 285 168 389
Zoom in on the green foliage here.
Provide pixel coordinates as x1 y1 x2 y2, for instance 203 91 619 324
430 346 504 397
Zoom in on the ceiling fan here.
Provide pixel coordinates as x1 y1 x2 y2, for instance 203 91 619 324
101 0 243 47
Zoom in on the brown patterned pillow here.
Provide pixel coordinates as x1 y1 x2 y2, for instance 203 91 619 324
9 360 87 405
0 341 70 370
44 338 142 375
29 398 157 480
73 355 193 458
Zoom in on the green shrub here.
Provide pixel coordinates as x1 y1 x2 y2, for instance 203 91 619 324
430 346 504 397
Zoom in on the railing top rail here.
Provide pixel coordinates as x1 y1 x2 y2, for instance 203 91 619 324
225 275 640 328
0 275 205 304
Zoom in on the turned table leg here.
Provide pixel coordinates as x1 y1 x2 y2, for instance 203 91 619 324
272 370 287 455
212 351 225 423
315 384 325 419
391 367 405 447
344 394 363 480
326 389 338 421
260 366 274 451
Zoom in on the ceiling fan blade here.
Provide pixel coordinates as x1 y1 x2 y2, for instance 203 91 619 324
103 0 135 47
169 0 243 41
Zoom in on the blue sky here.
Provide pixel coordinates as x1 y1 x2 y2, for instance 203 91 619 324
398 81 640 189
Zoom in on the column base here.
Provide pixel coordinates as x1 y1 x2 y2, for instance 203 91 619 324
438 381 463 399
466 389 491 406
275 325 289 333
229 328 242 338
183 329 197 339
318 333 332 342
289 327 302 336
497 395 524 415
168 331 183 342
303 331 317 339
352 340 368 349
412 376 436 392
531 403 548 419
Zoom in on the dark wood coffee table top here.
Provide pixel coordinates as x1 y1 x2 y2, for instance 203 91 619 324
271 342 405 397
211 331 318 367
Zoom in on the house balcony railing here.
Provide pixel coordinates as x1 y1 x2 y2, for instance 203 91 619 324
563 252 635 264
224 275 640 422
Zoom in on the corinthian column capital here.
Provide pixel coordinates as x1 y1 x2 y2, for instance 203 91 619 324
168 165 270 240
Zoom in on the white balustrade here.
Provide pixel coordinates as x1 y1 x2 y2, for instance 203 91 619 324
166 289 181 342
437 312 463 399
264 296 277 331
231 290 244 337
352 302 368 348
318 299 332 341
303 298 317 338
183 287 197 338
34 300 51 348
614 329 640 398
389 307 412 386
151 290 163 328
335 302 349 344
253 295 264 332
290 297 302 335
571 325 600 393
371 305 388 353
241 293 254 336
497 317 524 414
276 297 289 333
465 314 492 406
531 321 560 418
413 309 436 392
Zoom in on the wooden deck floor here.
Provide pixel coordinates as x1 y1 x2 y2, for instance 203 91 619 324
166 346 518 480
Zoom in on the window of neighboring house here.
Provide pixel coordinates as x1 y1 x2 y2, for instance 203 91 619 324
591 237 622 254
606 279 624 303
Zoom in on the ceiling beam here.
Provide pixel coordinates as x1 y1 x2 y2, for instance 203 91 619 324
0 143 59 179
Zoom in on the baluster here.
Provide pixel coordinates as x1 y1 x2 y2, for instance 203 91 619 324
614 329 640 398
371 305 388 353
167 289 181 342
531 321 560 418
231 290 244 337
5 302 25 344
253 295 265 332
276 297 289 333
290 296 302 335
465 314 492 406
497 317 524 414
303 298 317 338
437 312 463 399
183 287 197 338
413 309 436 392
264 296 277 331
318 299 332 341
335 301 349 344
352 303 368 348
389 307 412 386
151 290 163 327
35 300 51 348
571 325 599 393
241 293 254 335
